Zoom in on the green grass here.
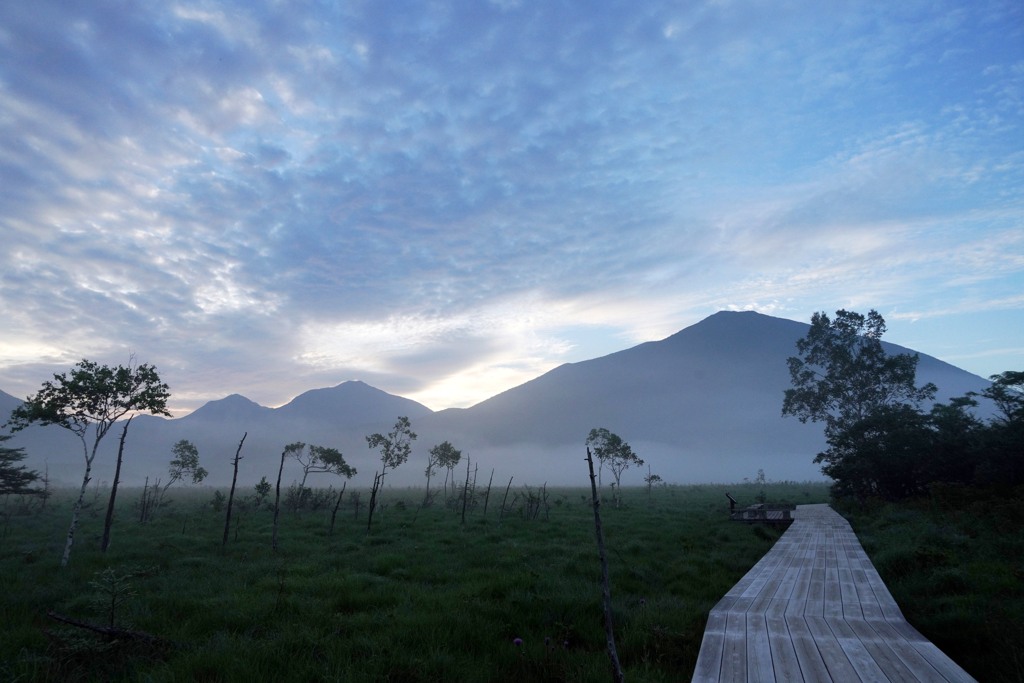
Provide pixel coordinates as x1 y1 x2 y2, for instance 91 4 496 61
839 485 1024 683
0 482 825 682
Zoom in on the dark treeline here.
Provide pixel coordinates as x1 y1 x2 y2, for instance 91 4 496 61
784 309 1022 502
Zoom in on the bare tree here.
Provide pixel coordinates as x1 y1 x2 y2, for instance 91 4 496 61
222 433 246 547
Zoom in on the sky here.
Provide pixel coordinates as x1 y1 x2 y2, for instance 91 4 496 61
0 0 1022 417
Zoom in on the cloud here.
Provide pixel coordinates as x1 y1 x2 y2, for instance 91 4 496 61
0 0 1021 412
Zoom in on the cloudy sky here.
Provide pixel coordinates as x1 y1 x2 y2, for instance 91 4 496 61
1 0 1021 416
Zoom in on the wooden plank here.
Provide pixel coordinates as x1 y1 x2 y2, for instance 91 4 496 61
834 532 865 621
719 609 747 683
784 564 812 618
902 640 978 683
839 615 917 681
692 610 727 683
745 612 775 682
783 614 833 682
869 617 951 681
823 564 844 620
804 614 864 682
860 558 905 621
765 598 803 682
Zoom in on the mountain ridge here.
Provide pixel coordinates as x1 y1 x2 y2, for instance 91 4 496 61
0 311 996 487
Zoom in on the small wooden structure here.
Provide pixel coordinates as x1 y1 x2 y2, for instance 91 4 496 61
727 493 795 525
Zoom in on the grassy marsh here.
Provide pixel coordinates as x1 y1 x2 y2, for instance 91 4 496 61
1 482 825 682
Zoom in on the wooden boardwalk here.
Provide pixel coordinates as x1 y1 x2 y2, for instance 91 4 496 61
692 504 977 682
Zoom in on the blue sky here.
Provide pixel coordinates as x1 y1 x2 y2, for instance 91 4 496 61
1 0 1021 416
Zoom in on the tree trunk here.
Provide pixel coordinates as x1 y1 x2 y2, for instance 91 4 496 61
138 477 149 523
60 437 94 568
222 433 245 547
482 468 494 518
366 471 381 532
586 447 625 683
101 417 133 552
329 481 346 536
41 464 50 510
460 457 472 524
47 610 169 647
499 476 513 522
272 446 287 552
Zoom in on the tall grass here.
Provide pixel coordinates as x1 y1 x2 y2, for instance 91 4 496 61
0 481 825 682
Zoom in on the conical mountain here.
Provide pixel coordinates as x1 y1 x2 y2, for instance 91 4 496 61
275 380 432 427
418 311 993 482
181 393 273 423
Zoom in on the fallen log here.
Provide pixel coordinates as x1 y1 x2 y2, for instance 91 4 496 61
46 610 171 648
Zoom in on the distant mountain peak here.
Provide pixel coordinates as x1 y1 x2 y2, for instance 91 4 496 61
275 380 433 422
184 393 270 421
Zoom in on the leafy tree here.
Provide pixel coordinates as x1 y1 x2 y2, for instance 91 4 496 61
294 444 355 491
366 416 417 480
783 310 936 436
824 404 931 500
973 371 1024 487
366 417 416 530
168 439 208 486
980 371 1024 423
152 440 208 516
254 476 272 507
782 310 936 500
0 435 40 495
6 359 170 567
922 396 983 487
425 440 461 500
586 428 643 507
313 445 356 480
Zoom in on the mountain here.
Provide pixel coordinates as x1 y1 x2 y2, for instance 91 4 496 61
0 388 21 422
275 381 433 427
0 312 996 488
415 311 993 483
181 394 274 423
